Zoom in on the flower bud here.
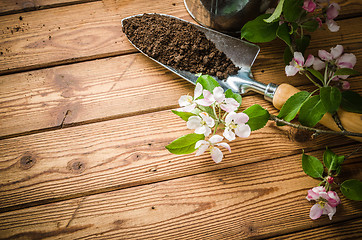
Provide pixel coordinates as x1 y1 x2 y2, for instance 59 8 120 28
326 176 334 184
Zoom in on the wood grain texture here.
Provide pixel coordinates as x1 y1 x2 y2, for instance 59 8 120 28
0 0 192 74
0 147 361 239
0 48 361 138
0 108 358 210
0 53 192 137
0 0 100 15
269 218 362 240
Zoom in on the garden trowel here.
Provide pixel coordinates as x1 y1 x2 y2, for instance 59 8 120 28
121 14 362 140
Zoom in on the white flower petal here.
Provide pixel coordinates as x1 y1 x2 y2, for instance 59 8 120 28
195 125 207 135
202 90 215 103
195 98 213 106
216 142 231 152
203 126 212 137
194 83 203 99
235 124 251 138
220 98 239 112
225 111 237 124
178 95 193 107
318 50 333 61
213 87 225 103
323 204 336 220
330 45 343 59
326 19 340 32
234 112 249 124
180 103 196 112
337 53 357 69
313 57 325 70
305 54 315 67
285 65 299 76
223 128 236 141
195 140 207 149
293 52 305 66
326 3 340 20
310 204 323 220
209 134 223 144
195 143 209 156
210 147 223 163
187 116 202 129
200 112 215 128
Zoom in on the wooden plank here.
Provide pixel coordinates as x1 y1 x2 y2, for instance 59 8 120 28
0 40 361 138
0 108 358 210
0 0 100 15
0 0 193 74
0 0 361 74
0 53 192 138
269 218 362 240
0 146 361 239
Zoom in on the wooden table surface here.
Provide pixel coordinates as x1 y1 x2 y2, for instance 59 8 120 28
0 0 361 239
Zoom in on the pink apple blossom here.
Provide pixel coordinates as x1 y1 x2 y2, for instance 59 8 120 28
187 112 215 137
285 52 314 76
306 186 341 220
197 87 239 113
303 0 316 12
178 82 203 112
195 135 231 163
313 45 357 81
223 112 251 141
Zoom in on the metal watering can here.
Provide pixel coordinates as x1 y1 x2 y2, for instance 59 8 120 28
184 0 277 34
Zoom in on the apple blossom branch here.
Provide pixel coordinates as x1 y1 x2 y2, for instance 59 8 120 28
269 114 362 138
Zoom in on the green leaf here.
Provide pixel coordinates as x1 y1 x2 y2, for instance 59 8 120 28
277 91 310 124
243 104 270 131
295 35 311 54
341 179 362 201
301 20 319 32
302 152 324 179
225 89 242 111
306 68 324 82
277 23 292 46
171 110 195 121
283 47 293 65
320 86 342 113
264 0 284 23
196 75 220 92
334 68 360 76
240 14 279 43
165 133 205 155
298 95 327 127
341 90 362 114
323 148 344 171
283 0 304 22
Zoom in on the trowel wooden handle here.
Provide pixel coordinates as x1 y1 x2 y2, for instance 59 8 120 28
273 83 362 142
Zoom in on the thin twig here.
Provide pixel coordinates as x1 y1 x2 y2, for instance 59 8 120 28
269 114 362 138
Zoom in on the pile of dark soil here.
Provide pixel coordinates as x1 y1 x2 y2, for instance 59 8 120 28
122 13 239 79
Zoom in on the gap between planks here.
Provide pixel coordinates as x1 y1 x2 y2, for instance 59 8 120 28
0 141 360 214
0 103 178 141
0 50 138 77
0 0 101 16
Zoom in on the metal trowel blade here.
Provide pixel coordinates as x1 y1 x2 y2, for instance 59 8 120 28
121 14 260 87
